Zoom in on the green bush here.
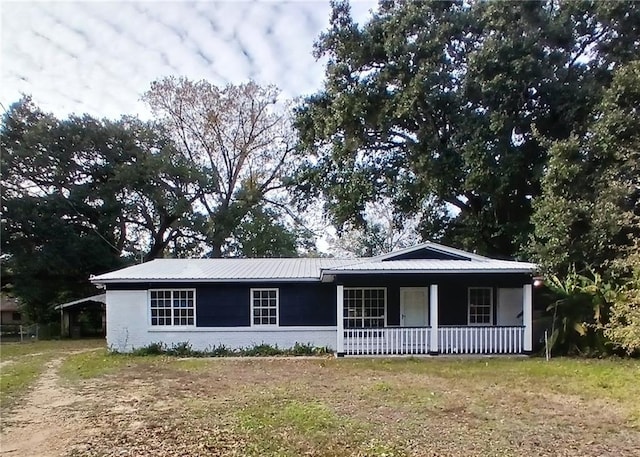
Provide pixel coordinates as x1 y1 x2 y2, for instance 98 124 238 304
132 342 165 356
242 343 282 356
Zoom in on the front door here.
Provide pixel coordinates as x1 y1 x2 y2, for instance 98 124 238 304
400 287 428 326
497 288 523 326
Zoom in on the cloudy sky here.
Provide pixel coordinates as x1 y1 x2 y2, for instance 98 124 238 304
1 0 377 120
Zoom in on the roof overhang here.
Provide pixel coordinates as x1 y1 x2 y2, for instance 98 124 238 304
54 293 107 310
320 268 536 280
91 277 322 285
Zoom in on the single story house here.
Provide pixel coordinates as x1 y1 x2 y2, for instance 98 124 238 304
91 242 537 356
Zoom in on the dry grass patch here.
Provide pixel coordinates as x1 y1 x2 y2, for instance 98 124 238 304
55 356 640 457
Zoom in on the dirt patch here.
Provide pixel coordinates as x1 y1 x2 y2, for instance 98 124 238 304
0 357 96 456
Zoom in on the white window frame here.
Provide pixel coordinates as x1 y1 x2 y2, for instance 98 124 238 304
343 287 387 329
149 289 196 327
468 287 493 326
251 288 279 327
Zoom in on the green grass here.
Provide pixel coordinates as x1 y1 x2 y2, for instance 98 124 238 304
0 339 105 359
0 339 106 409
58 349 140 381
0 354 50 409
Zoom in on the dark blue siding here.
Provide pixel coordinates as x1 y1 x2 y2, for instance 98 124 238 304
105 272 531 328
197 285 250 327
279 283 336 326
337 273 531 326
195 282 335 327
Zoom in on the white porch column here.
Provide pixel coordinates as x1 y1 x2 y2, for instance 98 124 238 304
523 284 533 353
429 284 439 354
336 285 344 355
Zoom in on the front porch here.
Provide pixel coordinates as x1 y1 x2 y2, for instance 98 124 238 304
335 284 533 356
342 326 526 356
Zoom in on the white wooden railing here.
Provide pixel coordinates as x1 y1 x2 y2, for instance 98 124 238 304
343 327 431 355
341 326 525 356
438 326 524 354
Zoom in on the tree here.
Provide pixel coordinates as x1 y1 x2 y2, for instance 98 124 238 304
531 61 640 274
294 0 640 258
1 98 202 321
328 201 421 257
143 78 299 257
225 207 314 258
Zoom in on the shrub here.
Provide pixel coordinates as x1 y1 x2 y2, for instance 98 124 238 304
132 342 165 356
166 341 197 357
242 343 282 356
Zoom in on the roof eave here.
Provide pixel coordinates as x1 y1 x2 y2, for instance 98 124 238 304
321 268 536 277
91 277 323 284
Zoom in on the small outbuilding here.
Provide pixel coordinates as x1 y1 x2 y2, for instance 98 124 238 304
55 294 106 338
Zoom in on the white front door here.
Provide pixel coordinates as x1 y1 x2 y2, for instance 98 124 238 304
497 288 523 326
400 287 428 327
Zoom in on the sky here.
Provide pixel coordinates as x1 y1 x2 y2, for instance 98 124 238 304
1 0 377 120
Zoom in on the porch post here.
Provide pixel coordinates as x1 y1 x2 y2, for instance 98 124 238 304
336 285 345 356
429 284 439 354
523 284 533 353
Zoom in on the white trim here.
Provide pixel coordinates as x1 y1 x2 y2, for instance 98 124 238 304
467 287 493 326
429 285 439 352
399 287 428 327
250 287 279 327
321 268 536 276
148 288 196 328
148 326 337 332
95 277 323 284
523 284 533 352
343 287 387 328
336 285 344 353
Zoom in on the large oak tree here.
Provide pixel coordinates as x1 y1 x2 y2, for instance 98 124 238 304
294 0 640 258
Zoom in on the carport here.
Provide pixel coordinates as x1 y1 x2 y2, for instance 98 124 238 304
55 294 106 338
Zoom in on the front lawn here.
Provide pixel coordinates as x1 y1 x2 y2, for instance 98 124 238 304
56 351 640 457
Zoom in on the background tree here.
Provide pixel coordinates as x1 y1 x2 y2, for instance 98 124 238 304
294 0 640 258
531 60 640 275
225 207 314 258
1 98 201 321
143 78 300 257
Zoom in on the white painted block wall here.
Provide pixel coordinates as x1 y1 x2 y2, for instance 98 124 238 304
106 290 337 353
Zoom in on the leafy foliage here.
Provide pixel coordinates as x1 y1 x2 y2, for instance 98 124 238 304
531 61 640 274
295 0 640 258
143 77 301 257
545 268 615 356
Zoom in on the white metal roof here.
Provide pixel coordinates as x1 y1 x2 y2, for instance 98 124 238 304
322 259 537 275
91 258 362 283
54 293 107 310
91 248 536 284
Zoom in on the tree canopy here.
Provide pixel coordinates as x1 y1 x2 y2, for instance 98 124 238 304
143 77 300 257
294 0 640 258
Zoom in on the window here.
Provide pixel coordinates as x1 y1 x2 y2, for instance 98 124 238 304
344 288 386 328
468 287 492 325
12 312 21 321
251 288 278 326
150 289 195 326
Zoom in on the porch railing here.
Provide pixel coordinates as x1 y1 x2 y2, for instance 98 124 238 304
343 327 431 355
438 326 524 354
341 326 525 355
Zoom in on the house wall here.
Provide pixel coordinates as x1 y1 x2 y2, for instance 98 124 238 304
337 273 531 326
104 273 532 352
105 285 337 353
